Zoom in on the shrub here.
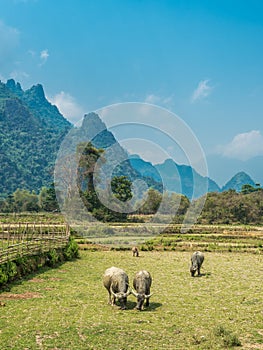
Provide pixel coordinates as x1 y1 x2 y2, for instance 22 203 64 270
47 249 60 267
214 325 241 347
0 236 79 287
0 266 9 285
63 236 80 260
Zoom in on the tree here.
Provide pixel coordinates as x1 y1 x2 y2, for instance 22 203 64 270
77 142 104 193
39 184 59 212
241 184 258 194
111 176 132 202
0 194 15 212
139 188 162 214
78 143 131 222
13 189 39 212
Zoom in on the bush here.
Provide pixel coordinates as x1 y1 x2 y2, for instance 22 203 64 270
47 249 60 267
0 261 17 284
0 236 79 287
214 325 241 347
0 266 9 285
63 236 80 260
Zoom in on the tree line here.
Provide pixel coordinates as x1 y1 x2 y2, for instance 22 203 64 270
0 184 59 213
1 184 262 225
0 141 262 225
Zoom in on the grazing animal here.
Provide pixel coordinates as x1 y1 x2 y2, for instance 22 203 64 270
132 270 152 310
132 246 139 257
190 251 204 277
103 267 131 310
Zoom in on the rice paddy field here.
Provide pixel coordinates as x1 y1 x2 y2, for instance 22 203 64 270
1 249 263 349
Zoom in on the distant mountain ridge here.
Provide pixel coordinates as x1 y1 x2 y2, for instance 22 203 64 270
68 112 163 193
0 79 258 199
129 155 258 197
0 81 161 196
222 171 256 192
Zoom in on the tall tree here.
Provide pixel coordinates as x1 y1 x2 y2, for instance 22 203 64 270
39 184 59 212
111 176 132 202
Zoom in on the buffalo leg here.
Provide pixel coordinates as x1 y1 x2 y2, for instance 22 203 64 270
108 291 112 305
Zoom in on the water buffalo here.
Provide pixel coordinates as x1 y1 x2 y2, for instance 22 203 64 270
131 270 152 310
103 267 131 310
190 251 204 277
132 246 139 257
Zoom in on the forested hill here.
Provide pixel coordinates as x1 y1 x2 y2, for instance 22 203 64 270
0 79 258 200
0 80 162 197
0 79 71 197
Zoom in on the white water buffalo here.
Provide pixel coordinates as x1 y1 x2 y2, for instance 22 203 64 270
190 251 204 277
131 270 152 310
132 246 139 257
103 267 131 310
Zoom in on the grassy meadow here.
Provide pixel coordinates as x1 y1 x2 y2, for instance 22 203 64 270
1 250 263 349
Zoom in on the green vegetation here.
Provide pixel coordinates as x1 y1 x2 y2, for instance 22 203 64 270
196 189 263 225
0 184 59 213
0 237 79 286
0 212 65 224
222 171 257 192
1 250 262 349
0 80 71 197
214 325 241 347
141 227 263 254
77 142 134 222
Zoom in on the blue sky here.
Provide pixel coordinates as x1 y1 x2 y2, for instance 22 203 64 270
0 0 263 186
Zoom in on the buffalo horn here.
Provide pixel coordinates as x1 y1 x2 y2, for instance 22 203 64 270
110 285 118 298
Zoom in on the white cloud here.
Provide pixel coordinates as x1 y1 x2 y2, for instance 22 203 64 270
191 79 213 103
144 93 173 108
39 49 49 65
9 70 29 81
48 91 84 124
219 130 263 161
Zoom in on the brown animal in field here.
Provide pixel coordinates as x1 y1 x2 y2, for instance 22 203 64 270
131 270 153 310
132 246 139 257
103 267 131 310
190 251 204 277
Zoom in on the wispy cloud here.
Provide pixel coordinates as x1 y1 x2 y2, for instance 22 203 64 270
218 130 263 161
48 91 84 124
9 70 29 81
39 49 49 66
144 93 174 108
191 79 213 103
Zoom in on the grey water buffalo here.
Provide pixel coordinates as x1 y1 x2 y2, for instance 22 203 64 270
190 251 204 277
103 267 131 310
132 246 139 257
131 270 152 310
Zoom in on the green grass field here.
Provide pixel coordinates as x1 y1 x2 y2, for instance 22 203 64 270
1 250 263 349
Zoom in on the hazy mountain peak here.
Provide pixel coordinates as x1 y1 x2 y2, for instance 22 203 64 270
222 171 256 192
82 112 107 132
0 80 14 99
26 84 45 101
6 79 23 95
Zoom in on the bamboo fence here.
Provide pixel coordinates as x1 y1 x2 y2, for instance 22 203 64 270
0 223 70 264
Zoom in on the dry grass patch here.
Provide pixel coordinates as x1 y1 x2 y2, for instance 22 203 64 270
0 291 42 299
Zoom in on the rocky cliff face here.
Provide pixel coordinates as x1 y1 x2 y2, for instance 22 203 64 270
0 80 71 196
